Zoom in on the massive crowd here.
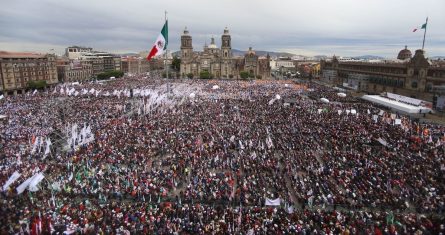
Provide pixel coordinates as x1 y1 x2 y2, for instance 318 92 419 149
0 75 444 234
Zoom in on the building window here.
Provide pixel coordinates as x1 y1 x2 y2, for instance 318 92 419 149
411 81 418 88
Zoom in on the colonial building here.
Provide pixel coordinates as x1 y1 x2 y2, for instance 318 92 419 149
56 58 93 82
321 47 445 107
121 57 151 74
180 27 271 79
0 51 58 95
65 46 122 76
81 52 121 76
65 46 93 60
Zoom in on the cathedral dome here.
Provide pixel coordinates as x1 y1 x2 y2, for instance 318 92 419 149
223 27 229 35
182 27 190 35
208 37 218 49
397 45 412 60
246 47 255 56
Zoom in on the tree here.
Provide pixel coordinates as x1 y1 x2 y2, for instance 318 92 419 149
97 70 124 80
240 71 249 79
248 72 255 78
27 80 47 89
187 73 194 79
171 56 181 71
199 71 211 79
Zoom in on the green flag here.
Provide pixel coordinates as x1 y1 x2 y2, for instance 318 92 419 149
386 212 394 225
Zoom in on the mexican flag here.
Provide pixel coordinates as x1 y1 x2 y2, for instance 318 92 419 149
413 20 427 32
147 20 168 61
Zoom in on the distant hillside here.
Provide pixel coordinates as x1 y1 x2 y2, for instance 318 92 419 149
352 55 385 60
430 56 445 60
119 52 140 57
171 49 295 58
232 49 295 58
313 55 328 60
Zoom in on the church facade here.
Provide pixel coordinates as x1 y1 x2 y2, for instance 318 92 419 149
180 27 271 79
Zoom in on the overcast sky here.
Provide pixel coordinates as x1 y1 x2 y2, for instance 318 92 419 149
0 0 444 58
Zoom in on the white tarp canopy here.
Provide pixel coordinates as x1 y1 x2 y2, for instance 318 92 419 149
337 92 347 97
320 98 330 103
362 95 432 114
377 138 388 147
265 198 281 206
212 85 219 90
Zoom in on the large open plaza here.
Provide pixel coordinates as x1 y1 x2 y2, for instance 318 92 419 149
1 75 444 234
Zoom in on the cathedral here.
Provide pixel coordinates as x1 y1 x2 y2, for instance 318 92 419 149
180 27 271 79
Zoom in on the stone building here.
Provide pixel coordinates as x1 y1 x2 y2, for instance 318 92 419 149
64 46 121 76
121 57 151 74
65 46 93 60
180 27 271 79
56 58 93 82
0 51 58 95
320 47 445 107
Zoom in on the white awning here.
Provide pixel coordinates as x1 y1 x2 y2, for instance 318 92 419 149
362 95 432 114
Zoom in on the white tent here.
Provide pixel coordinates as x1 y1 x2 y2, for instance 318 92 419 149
362 95 432 114
337 92 347 97
320 98 330 103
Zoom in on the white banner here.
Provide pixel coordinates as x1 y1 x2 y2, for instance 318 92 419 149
16 173 39 194
2 171 21 191
394 119 402 125
28 173 45 192
372 115 378 123
287 205 294 214
265 198 281 206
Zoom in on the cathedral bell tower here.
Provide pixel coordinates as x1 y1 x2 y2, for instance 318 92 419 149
180 27 193 78
181 27 193 60
221 27 232 59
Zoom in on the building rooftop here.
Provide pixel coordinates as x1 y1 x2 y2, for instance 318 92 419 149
0 51 47 59
397 45 412 60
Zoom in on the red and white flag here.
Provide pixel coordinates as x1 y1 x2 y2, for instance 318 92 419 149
147 20 168 61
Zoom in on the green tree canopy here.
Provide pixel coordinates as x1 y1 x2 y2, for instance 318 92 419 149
199 71 211 79
240 71 249 79
171 56 181 71
97 70 124 80
27 80 47 89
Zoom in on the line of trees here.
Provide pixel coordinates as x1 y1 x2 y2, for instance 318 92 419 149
27 80 47 89
97 70 124 80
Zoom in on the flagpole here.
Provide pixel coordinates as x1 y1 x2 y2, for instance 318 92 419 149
422 17 428 51
165 11 169 81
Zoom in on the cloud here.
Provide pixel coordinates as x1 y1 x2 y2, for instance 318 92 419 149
0 0 443 57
